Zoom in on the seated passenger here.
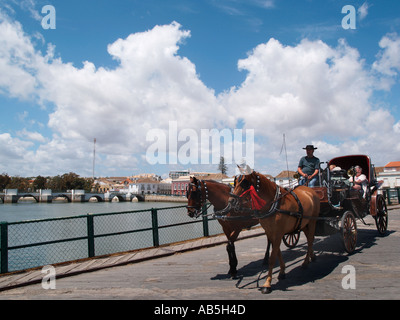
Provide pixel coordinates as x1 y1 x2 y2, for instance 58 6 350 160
329 164 342 171
348 165 368 198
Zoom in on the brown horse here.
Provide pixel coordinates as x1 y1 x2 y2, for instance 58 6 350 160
187 176 269 278
228 171 320 294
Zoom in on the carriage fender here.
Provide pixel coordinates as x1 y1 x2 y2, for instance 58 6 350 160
370 191 378 217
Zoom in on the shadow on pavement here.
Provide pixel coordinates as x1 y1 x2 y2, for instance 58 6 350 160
210 225 393 293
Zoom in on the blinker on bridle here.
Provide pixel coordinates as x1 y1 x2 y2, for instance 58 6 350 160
187 179 209 218
235 174 261 194
227 173 262 212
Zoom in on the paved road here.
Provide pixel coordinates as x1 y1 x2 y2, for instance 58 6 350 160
0 208 399 300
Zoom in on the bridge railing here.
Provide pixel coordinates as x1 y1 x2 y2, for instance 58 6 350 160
383 187 400 205
0 205 221 274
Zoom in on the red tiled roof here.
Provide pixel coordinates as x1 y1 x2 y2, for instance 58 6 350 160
384 161 400 168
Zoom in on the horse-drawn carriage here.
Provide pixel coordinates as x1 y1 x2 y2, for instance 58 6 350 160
285 154 388 253
186 154 388 294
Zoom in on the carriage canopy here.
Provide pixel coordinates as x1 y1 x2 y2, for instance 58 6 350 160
328 154 375 183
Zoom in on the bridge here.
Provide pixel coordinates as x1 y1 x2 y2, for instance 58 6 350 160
0 209 400 298
0 189 145 203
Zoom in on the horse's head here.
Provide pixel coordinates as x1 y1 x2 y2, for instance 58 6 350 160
226 171 260 212
186 176 203 218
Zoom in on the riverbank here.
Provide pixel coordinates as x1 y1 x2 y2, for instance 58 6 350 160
0 200 189 223
144 195 187 203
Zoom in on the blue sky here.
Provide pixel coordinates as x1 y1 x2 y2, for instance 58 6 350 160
1 0 400 178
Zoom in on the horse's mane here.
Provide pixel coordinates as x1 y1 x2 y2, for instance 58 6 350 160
248 171 278 193
202 179 231 190
253 171 274 182
192 177 230 187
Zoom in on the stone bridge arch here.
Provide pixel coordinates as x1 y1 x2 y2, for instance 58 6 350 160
17 194 39 202
54 194 72 202
88 195 104 202
110 194 125 202
134 194 145 202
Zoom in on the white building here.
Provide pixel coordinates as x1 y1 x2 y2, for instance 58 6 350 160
128 178 160 195
158 178 172 195
169 170 190 180
274 171 298 188
378 161 400 188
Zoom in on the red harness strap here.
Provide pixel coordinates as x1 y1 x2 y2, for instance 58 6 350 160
240 185 267 210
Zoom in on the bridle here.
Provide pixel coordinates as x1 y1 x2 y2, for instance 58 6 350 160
216 173 282 219
224 173 305 229
187 179 210 218
229 173 262 211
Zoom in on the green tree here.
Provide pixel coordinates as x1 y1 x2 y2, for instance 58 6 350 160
83 178 94 191
8 176 30 191
33 175 47 190
0 173 11 190
47 175 64 191
218 156 228 175
62 172 81 190
60 173 93 191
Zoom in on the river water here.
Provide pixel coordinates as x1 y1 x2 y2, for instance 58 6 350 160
0 200 222 272
0 200 185 222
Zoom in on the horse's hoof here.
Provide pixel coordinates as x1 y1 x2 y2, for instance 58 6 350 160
228 271 237 279
261 287 272 294
278 272 286 280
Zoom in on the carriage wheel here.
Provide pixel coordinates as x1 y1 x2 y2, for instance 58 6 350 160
341 211 357 254
375 194 388 235
283 232 300 249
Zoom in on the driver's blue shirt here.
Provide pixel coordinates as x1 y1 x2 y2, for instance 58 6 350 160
298 156 320 175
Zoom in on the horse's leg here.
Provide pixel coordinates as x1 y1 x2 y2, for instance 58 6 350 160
277 248 286 280
301 221 317 268
262 239 271 267
260 237 282 294
221 224 240 278
226 240 238 278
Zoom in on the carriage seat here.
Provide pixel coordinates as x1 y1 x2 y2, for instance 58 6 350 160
330 169 347 178
330 169 350 189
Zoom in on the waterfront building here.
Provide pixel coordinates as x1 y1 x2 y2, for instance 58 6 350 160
158 178 172 195
171 175 190 196
378 161 400 188
274 171 298 188
130 173 161 181
128 178 160 195
169 170 190 180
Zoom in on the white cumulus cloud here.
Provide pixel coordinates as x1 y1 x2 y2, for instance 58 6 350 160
0 10 400 176
373 32 400 76
358 2 370 21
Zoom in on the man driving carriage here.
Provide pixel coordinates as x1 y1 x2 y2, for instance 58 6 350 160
298 145 320 187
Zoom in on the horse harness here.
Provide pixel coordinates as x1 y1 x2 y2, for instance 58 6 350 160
188 176 306 234
215 174 305 234
187 179 211 218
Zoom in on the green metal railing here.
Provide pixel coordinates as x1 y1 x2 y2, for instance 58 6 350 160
383 188 400 205
0 204 220 274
